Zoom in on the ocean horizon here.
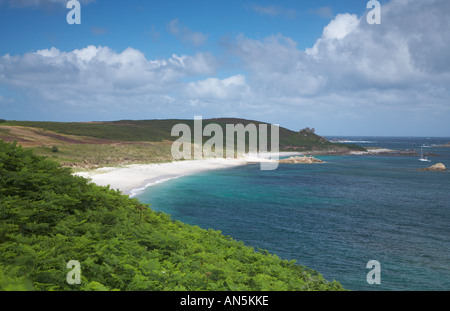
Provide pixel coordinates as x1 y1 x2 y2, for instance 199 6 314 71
135 136 450 291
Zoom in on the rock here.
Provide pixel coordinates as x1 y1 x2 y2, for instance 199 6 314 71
279 155 324 164
418 163 447 171
436 142 450 148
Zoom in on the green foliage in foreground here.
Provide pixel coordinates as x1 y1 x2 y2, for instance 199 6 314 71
0 141 345 291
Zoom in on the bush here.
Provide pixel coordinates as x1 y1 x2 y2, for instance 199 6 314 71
0 141 346 291
51 146 59 153
0 119 6 123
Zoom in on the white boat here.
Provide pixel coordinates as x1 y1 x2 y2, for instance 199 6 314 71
419 146 430 162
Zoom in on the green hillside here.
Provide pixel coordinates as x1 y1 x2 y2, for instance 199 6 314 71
0 141 345 291
3 119 365 152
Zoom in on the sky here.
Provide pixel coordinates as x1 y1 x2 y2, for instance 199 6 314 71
0 0 449 136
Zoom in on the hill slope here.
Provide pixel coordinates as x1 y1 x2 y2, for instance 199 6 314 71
2 118 365 150
0 125 118 147
1 119 365 169
0 141 345 291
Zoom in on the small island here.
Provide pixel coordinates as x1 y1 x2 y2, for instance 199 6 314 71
417 163 447 171
279 155 324 164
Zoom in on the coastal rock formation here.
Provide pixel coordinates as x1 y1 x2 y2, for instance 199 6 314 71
351 148 418 156
436 142 450 148
418 163 447 171
279 155 324 164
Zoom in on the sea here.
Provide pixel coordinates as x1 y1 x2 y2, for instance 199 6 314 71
134 137 450 291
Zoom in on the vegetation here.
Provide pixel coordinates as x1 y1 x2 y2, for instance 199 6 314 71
0 141 345 291
31 142 174 170
2 120 175 142
3 119 366 153
0 118 365 170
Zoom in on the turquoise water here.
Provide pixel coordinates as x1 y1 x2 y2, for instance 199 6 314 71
135 137 450 291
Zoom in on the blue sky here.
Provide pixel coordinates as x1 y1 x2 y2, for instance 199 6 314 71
0 0 449 136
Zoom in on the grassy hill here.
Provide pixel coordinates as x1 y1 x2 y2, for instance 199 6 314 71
0 118 365 169
0 140 346 291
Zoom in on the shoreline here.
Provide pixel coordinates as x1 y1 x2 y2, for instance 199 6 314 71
74 152 301 197
72 148 414 196
73 148 405 196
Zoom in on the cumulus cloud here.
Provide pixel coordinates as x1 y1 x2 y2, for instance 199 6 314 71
229 0 450 112
213 0 450 133
3 45 218 89
229 34 326 98
0 46 220 118
304 0 450 90
321 13 359 40
184 74 251 101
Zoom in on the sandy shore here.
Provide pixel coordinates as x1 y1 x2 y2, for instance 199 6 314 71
74 152 300 196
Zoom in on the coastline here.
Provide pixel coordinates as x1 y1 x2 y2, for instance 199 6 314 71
74 152 301 197
72 148 411 196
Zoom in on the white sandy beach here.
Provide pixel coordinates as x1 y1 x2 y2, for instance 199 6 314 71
74 152 301 196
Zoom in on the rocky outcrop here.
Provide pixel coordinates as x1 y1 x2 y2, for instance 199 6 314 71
436 142 450 148
279 155 324 164
418 163 447 171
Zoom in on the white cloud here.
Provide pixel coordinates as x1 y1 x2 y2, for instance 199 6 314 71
5 45 218 89
0 46 219 118
322 13 359 40
35 46 61 57
184 74 251 101
230 34 326 98
233 0 450 96
304 0 450 90
220 0 450 132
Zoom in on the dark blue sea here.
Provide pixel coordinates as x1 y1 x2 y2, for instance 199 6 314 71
135 137 450 291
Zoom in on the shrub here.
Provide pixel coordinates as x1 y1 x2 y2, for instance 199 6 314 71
0 141 346 291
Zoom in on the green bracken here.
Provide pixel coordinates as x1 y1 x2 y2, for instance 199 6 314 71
0 141 346 291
